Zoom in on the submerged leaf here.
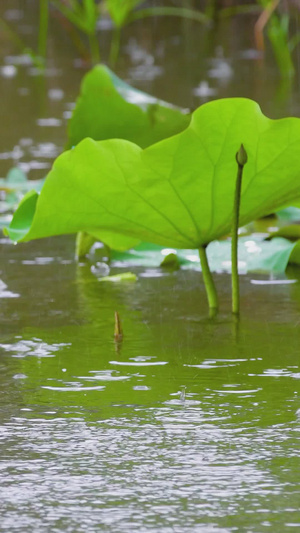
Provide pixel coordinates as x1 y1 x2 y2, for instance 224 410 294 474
276 206 300 221
0 168 44 195
6 167 27 185
6 98 300 250
67 65 190 149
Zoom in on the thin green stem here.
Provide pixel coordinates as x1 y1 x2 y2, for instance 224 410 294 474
38 0 49 61
205 0 219 22
109 27 121 67
199 245 218 313
231 166 242 315
88 31 100 64
231 145 248 315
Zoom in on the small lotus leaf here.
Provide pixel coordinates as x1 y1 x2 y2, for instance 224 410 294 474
67 65 190 149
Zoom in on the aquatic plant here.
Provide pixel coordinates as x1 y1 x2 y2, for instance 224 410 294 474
5 97 300 312
255 0 295 79
68 64 190 257
109 237 300 275
104 0 210 64
51 0 100 63
47 0 300 77
232 144 248 315
1 1 207 68
2 1 300 78
48 0 209 65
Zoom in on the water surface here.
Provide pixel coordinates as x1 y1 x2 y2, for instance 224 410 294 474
1 2 300 531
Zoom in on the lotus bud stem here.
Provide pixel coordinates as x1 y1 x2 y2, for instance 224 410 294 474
232 143 248 315
198 245 218 314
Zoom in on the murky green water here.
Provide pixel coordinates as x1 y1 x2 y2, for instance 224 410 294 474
1 2 300 531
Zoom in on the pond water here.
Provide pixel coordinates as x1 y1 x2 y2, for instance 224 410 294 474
1 2 300 531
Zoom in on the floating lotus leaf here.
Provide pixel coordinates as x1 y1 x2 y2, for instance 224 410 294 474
110 236 300 273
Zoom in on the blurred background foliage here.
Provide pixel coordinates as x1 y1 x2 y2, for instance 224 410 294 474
1 1 300 78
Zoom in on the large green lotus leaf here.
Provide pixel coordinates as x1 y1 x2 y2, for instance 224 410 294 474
6 98 300 249
67 65 190 149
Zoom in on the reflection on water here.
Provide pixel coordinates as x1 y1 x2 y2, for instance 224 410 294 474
1 0 300 531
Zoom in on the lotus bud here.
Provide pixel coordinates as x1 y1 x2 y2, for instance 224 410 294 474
114 311 123 340
236 144 248 167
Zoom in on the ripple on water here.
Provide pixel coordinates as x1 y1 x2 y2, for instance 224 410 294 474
1 412 298 532
0 280 19 298
42 383 106 392
0 338 70 358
